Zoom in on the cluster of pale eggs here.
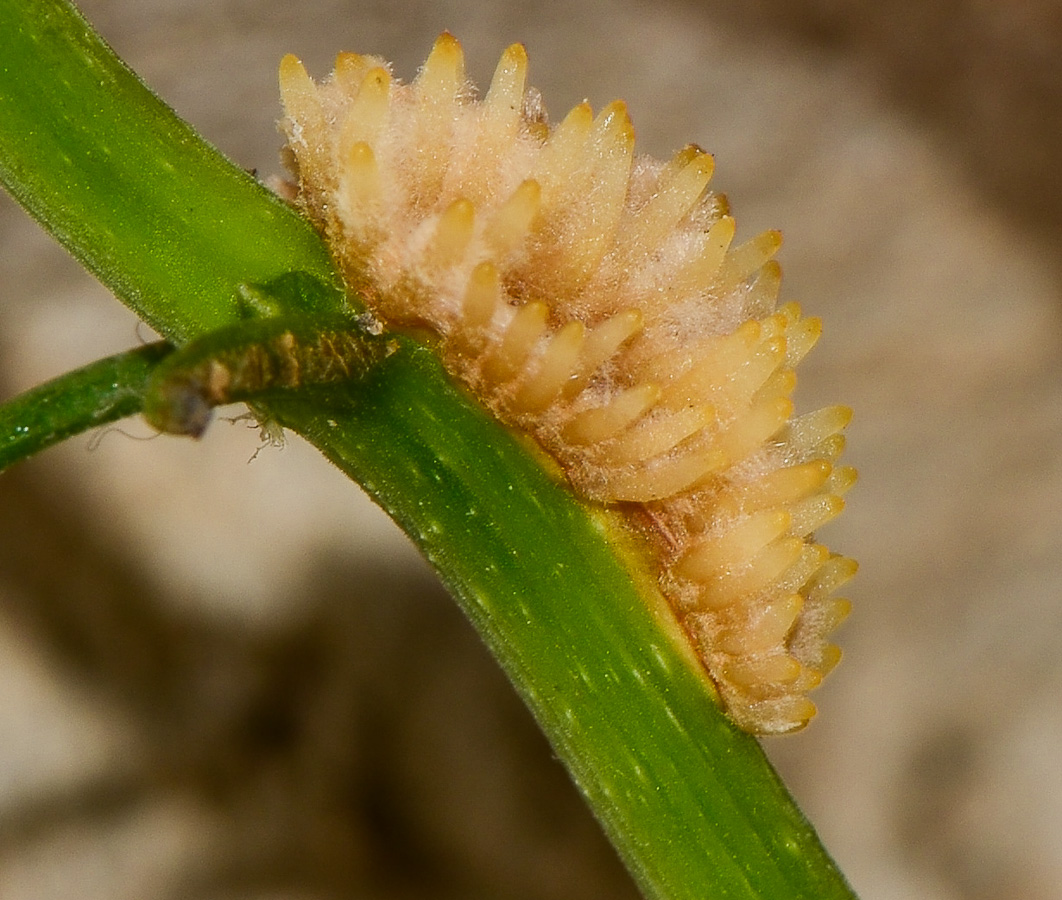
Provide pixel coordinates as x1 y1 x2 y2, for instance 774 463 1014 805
278 34 855 734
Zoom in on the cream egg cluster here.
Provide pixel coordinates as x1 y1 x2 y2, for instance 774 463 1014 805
278 34 855 733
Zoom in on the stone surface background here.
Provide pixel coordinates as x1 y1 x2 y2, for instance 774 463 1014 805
2 1 1062 898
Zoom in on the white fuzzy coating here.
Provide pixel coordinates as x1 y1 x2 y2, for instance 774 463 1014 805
279 35 856 734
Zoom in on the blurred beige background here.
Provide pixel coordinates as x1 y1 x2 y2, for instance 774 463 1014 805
2 1 1062 898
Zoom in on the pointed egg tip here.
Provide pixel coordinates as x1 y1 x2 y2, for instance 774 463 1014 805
554 100 594 137
805 316 823 336
751 260 783 301
428 198 477 267
279 53 311 90
335 51 365 73
440 196 476 227
425 31 465 72
712 215 737 244
687 150 715 181
513 177 542 209
571 100 594 119
361 65 392 93
414 32 467 101
833 465 859 493
469 259 500 288
831 597 854 625
819 645 843 676
345 140 377 176
486 178 542 254
499 41 529 71
485 42 530 112
670 143 706 168
596 99 635 145
789 696 818 728
459 261 503 330
434 31 462 53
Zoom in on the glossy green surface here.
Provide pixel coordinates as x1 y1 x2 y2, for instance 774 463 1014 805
0 343 171 471
0 0 343 342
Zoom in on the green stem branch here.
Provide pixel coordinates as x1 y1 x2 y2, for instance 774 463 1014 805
0 343 171 471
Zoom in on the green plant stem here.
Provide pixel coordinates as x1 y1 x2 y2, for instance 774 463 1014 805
0 2 857 898
0 343 172 472
273 348 856 898
0 0 344 342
